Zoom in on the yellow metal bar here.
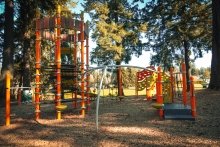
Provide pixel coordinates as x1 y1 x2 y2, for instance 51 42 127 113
80 12 85 116
5 73 10 126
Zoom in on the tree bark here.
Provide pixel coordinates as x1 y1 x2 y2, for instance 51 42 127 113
209 0 220 90
114 1 124 96
0 0 14 104
22 39 31 89
20 1 31 89
116 61 124 96
183 38 190 92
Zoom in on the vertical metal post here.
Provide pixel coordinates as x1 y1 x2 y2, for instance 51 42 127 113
56 5 62 119
170 67 174 103
73 30 78 108
157 66 163 117
190 76 196 117
96 66 107 133
85 22 90 110
135 73 138 99
80 12 85 116
5 73 10 126
35 8 41 119
118 67 122 96
182 63 187 105
54 28 58 110
17 89 21 106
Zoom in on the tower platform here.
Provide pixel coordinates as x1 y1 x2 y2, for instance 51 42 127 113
163 103 195 121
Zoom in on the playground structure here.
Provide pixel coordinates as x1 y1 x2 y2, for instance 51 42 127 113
3 6 196 127
135 66 157 100
135 63 196 120
5 62 196 128
35 6 90 119
92 64 196 132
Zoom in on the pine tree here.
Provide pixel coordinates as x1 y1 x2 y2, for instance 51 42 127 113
142 0 212 91
14 0 75 89
0 0 14 103
209 0 220 90
0 0 77 100
83 0 148 94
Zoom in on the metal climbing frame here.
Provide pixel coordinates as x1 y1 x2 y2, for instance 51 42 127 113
35 6 90 119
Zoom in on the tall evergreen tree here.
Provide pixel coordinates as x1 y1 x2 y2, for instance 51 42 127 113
0 0 4 62
15 0 75 89
142 0 212 91
0 0 14 103
209 0 220 90
83 0 148 93
0 0 76 100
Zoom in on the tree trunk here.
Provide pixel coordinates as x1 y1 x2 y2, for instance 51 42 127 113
209 0 220 90
116 61 124 96
183 38 190 92
114 1 124 96
20 2 31 90
0 0 14 104
22 38 31 89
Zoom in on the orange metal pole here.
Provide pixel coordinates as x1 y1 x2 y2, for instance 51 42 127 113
54 28 58 109
17 89 21 106
145 76 148 100
156 78 159 101
182 63 187 105
120 68 123 101
56 5 61 119
5 73 10 126
118 67 122 98
54 28 57 64
157 67 163 117
80 12 85 116
35 8 41 119
170 67 174 103
73 30 78 108
190 76 196 117
135 73 138 99
85 27 90 110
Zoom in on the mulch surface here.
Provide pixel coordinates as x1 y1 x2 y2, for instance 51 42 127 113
0 89 220 147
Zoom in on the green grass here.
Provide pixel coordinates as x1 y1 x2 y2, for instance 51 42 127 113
64 88 146 98
93 88 146 97
64 84 205 98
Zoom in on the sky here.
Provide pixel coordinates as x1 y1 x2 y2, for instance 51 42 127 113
128 51 212 69
74 0 212 69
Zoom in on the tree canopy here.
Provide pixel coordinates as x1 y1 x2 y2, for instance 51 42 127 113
83 0 148 66
140 0 212 91
141 0 212 68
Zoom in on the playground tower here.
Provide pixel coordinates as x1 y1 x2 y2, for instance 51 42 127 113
35 6 90 119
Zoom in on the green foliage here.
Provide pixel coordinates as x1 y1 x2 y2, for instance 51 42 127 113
200 67 210 79
12 0 77 87
90 67 138 89
121 67 137 88
190 63 200 76
141 0 212 69
83 0 148 66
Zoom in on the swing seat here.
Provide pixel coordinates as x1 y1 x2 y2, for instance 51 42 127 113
56 105 67 111
151 103 164 109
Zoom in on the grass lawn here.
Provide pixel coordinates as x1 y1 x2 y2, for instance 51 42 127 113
64 88 146 99
64 84 204 99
